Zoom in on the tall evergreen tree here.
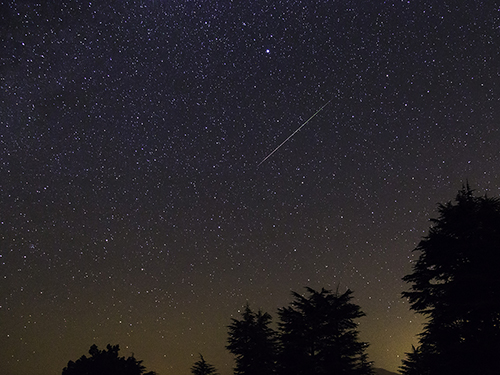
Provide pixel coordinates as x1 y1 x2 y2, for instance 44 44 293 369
226 304 278 375
278 287 373 375
191 354 219 375
401 185 500 375
399 345 430 375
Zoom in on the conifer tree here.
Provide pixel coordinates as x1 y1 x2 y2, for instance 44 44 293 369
226 304 278 375
278 287 372 375
191 354 218 375
402 185 500 375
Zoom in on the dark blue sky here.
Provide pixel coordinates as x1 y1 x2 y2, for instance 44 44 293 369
1 1 499 374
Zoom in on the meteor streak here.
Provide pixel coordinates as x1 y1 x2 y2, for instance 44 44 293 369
258 99 332 166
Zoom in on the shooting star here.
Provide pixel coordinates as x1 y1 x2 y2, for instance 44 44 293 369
258 99 332 166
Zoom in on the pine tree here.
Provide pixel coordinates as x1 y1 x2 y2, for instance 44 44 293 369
191 354 218 375
399 345 431 375
401 185 500 375
278 287 373 375
226 304 278 375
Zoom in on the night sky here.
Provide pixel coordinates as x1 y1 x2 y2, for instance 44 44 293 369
1 1 500 374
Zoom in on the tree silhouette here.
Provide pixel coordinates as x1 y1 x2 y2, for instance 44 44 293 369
278 287 373 375
191 354 219 375
399 345 430 375
62 344 156 375
226 304 278 375
401 185 500 375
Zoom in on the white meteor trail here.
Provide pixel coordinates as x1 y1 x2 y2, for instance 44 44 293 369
258 99 332 166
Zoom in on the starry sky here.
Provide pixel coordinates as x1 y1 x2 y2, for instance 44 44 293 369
1 1 500 374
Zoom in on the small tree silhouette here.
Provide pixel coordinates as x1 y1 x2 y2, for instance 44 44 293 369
62 344 156 375
191 354 219 375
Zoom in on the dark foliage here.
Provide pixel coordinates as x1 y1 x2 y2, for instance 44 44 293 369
62 344 156 375
401 185 500 375
226 304 278 375
277 287 373 375
191 354 219 375
399 345 430 375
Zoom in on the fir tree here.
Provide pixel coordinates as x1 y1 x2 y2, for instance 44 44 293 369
191 354 218 375
226 304 278 375
402 185 500 375
278 287 373 375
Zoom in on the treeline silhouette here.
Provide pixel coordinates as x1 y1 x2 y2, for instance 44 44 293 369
226 287 372 375
62 344 157 375
61 185 500 375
